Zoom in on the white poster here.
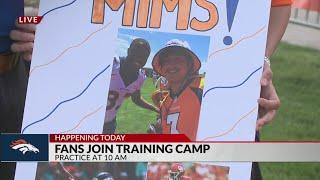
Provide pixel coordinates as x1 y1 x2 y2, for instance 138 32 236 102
16 0 271 179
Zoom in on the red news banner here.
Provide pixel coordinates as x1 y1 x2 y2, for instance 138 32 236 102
49 134 320 162
50 134 191 143
18 16 43 24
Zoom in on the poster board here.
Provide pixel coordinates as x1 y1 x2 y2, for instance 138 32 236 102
16 0 271 179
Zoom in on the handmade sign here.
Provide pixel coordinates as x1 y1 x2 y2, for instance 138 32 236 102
16 0 271 179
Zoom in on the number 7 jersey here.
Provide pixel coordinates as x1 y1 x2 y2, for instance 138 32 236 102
160 77 204 141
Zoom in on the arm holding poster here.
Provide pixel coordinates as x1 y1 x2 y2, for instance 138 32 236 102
257 2 292 131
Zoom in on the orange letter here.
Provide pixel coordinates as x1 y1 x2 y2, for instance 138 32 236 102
137 0 150 28
91 0 135 26
150 0 191 30
177 0 192 30
92 0 105 24
190 0 218 31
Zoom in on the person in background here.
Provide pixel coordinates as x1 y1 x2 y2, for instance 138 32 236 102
1 2 73 180
0 1 26 180
253 0 292 179
0 1 26 130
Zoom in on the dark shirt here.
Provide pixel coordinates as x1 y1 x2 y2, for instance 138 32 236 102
0 58 28 133
0 0 24 53
0 58 28 180
0 1 24 179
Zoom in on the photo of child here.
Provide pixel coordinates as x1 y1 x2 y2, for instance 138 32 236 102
149 39 205 140
107 28 210 141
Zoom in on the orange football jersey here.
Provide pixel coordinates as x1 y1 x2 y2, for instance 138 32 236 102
159 77 203 141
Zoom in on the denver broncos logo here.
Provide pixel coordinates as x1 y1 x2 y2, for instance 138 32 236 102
10 139 39 155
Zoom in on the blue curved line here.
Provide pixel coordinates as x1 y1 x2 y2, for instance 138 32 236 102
203 66 262 98
22 64 111 134
42 0 78 18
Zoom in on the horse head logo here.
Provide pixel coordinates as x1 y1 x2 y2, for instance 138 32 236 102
10 139 39 155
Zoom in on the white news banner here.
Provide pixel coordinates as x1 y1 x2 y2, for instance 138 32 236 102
50 142 320 162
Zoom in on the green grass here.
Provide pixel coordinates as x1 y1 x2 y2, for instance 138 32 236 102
260 43 320 180
116 78 158 133
261 43 320 140
115 43 320 179
261 163 320 180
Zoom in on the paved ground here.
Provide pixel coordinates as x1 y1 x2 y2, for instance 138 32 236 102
282 22 320 50
282 9 320 50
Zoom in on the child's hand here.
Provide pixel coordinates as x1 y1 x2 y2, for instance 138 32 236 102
256 62 280 131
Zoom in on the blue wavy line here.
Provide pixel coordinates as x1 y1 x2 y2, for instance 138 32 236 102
42 0 78 18
203 66 262 98
22 64 111 134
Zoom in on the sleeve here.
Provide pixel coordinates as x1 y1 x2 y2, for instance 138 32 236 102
0 0 24 53
271 0 293 7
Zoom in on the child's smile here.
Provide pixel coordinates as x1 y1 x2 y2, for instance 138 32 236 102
161 55 190 83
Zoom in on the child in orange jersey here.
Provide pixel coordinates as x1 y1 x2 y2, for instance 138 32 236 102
150 39 204 141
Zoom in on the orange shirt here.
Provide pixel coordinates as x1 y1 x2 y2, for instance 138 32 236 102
159 77 203 141
272 0 293 7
